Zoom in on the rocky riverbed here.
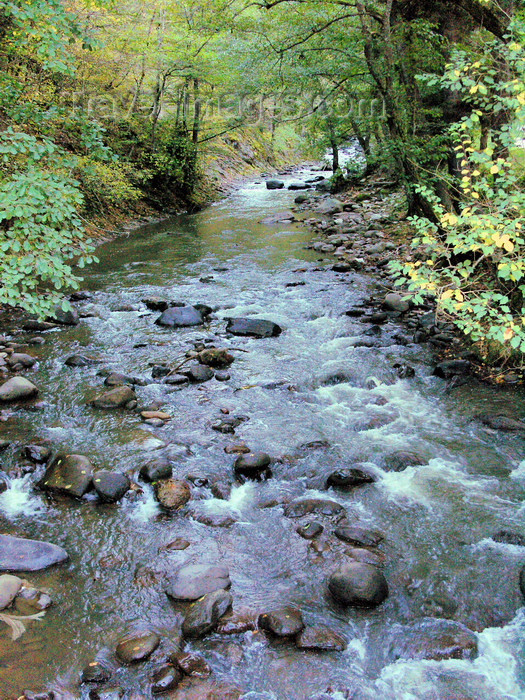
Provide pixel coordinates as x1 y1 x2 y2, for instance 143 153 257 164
0 162 524 699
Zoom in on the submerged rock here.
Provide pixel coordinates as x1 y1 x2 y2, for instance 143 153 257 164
284 499 345 519
387 617 478 661
166 564 231 601
226 317 282 338
172 651 211 678
334 525 384 548
81 659 113 684
0 376 39 402
258 607 304 637
328 562 388 607
295 626 347 651
326 467 375 490
491 530 525 546
155 306 204 328
115 630 160 664
90 386 137 409
297 522 324 540
0 534 69 572
475 413 525 432
139 457 172 482
382 451 425 472
38 453 93 498
182 589 232 638
260 211 295 224
520 565 525 598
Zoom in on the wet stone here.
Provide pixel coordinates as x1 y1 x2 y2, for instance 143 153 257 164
185 365 215 383
215 370 231 381
328 562 388 607
383 292 409 313
23 444 52 464
0 534 69 572
38 453 93 498
295 626 347 651
226 317 282 338
520 565 525 598
258 607 304 637
476 413 525 432
266 179 285 189
93 471 131 503
139 457 172 482
7 353 37 369
156 306 204 328
182 589 233 638
297 522 324 540
198 348 234 368
234 452 272 481
211 480 232 500
104 372 143 387
81 660 113 684
326 467 375 490
142 296 169 311
90 386 137 409
0 574 22 610
14 586 52 614
166 563 231 601
284 499 346 519
334 525 384 548
216 609 258 635
115 630 160 663
433 359 471 379
191 510 236 528
154 479 191 511
387 618 478 661
0 376 39 402
172 651 211 678
224 443 250 455
51 302 79 325
159 538 190 552
150 664 183 694
344 547 385 567
163 373 190 386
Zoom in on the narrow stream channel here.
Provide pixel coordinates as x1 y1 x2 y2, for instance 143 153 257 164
0 164 524 699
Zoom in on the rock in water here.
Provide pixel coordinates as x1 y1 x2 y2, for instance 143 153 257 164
0 377 39 402
295 626 347 651
234 452 272 481
266 179 285 190
171 651 211 678
93 471 130 503
382 451 425 472
150 664 182 694
334 525 384 548
182 590 232 638
226 318 282 338
0 534 69 572
155 306 204 328
475 413 525 432
326 468 375 490
328 562 388 607
198 348 234 368
0 574 22 609
65 354 100 367
38 453 93 498
115 630 160 663
166 564 231 601
90 386 137 409
154 479 191 510
284 499 345 519
387 618 478 661
383 292 409 313
520 565 525 599
140 458 172 482
258 607 304 636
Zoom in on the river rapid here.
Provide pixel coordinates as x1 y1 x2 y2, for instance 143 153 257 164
0 163 524 699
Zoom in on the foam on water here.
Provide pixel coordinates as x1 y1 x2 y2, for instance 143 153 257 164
0 476 47 518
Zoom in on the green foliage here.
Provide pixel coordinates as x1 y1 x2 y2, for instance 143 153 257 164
0 129 97 318
390 19 525 356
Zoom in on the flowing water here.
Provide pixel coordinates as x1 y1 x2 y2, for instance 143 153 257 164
0 164 524 699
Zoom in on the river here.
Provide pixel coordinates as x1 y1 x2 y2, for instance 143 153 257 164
0 163 524 699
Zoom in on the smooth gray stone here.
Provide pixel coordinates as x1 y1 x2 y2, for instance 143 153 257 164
0 534 69 572
0 574 22 609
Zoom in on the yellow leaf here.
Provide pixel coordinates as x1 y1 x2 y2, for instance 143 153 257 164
490 165 499 174
503 328 514 341
472 192 480 199
518 92 525 105
470 85 479 94
504 241 514 253
472 170 480 177
441 290 453 300
454 290 464 302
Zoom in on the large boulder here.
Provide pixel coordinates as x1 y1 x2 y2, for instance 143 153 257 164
182 589 232 639
90 386 137 409
166 564 231 601
226 318 282 338
93 470 130 503
38 453 93 498
0 534 69 572
0 377 39 402
155 306 204 328
387 618 478 661
328 562 388 607
154 479 191 511
258 607 304 637
317 198 343 215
